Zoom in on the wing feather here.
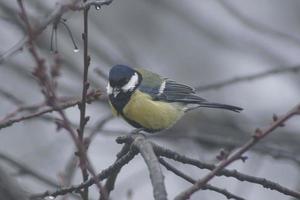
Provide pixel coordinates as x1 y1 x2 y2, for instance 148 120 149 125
136 68 205 103
136 68 242 112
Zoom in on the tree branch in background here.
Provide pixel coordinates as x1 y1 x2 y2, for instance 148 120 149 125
16 1 111 199
77 2 92 199
196 65 300 91
100 143 131 200
0 88 24 105
218 0 300 46
0 0 113 64
0 166 29 200
31 145 138 199
153 140 300 199
159 158 245 200
174 103 300 199
58 155 81 200
2 1 299 200
0 90 101 130
94 68 109 80
132 134 168 200
33 130 300 200
0 153 58 188
88 114 114 141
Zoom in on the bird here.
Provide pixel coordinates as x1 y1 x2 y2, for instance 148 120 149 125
106 65 242 133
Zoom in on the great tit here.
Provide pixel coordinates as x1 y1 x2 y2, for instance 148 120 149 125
106 65 242 133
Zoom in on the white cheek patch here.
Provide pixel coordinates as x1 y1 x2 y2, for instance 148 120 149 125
106 83 113 95
158 80 166 95
121 72 139 92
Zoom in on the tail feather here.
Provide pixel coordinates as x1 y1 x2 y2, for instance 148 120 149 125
185 102 243 113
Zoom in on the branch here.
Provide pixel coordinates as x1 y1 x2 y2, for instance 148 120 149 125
175 103 300 199
152 142 300 199
218 0 300 46
159 158 245 200
0 0 113 63
101 143 131 199
74 0 113 10
0 90 101 130
132 135 168 200
32 127 300 199
88 114 114 140
0 88 24 105
116 133 168 200
0 153 58 188
31 145 138 199
77 2 92 199
196 65 300 91
16 1 111 199
0 166 29 200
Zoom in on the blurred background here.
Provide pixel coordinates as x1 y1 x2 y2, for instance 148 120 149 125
0 0 300 199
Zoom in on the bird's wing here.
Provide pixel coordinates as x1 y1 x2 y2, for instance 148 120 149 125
135 68 162 98
136 68 242 112
159 79 206 103
136 68 206 103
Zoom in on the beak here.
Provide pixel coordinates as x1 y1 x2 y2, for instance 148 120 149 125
113 88 120 98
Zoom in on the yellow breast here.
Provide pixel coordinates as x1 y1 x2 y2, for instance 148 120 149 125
122 90 184 131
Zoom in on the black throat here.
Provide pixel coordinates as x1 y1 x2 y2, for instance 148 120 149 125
109 91 132 114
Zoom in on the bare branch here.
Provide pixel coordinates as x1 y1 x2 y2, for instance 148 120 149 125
0 88 24 105
0 153 58 188
101 143 131 200
0 0 113 63
0 166 29 200
32 127 300 200
74 0 113 10
88 114 114 140
77 3 92 199
132 134 168 200
152 142 300 199
31 145 138 199
196 66 300 91
0 90 101 130
218 0 300 46
159 158 245 200
16 1 112 199
175 103 300 199
115 133 168 200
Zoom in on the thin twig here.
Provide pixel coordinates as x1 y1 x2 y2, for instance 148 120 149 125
174 103 300 200
77 2 91 199
196 66 300 91
0 102 45 122
218 0 300 46
31 145 138 199
0 0 113 63
59 155 80 200
101 144 131 200
0 88 24 105
94 68 109 80
0 90 100 130
17 2 109 200
88 114 114 140
151 142 300 199
159 158 245 200
0 166 29 200
0 153 58 188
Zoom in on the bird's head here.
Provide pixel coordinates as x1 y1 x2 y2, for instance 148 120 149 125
107 65 142 98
